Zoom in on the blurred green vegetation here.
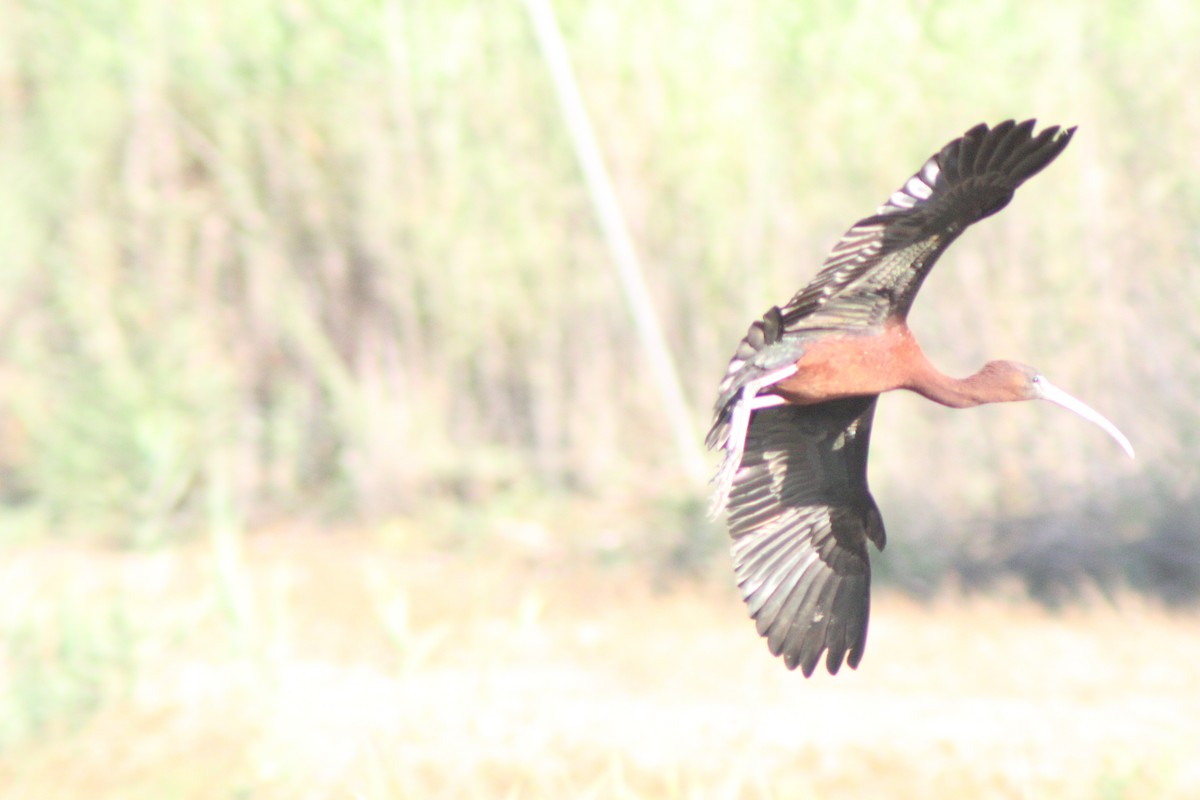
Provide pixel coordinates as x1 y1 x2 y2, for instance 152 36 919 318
0 0 1196 595
0 590 137 748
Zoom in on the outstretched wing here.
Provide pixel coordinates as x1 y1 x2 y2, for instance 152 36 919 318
729 396 885 676
708 120 1075 511
778 118 1075 329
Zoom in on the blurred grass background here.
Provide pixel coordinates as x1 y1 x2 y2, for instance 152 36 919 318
1 0 1196 574
0 0 1199 796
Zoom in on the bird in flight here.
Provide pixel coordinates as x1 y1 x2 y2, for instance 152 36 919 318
706 120 1133 677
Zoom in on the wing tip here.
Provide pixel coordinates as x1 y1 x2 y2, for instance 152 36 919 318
778 633 863 677
751 568 872 678
950 117 1076 184
882 118 1076 215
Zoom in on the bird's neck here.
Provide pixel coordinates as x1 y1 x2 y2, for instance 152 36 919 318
903 361 996 409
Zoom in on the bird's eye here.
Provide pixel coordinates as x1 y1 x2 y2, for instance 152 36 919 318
1031 375 1043 385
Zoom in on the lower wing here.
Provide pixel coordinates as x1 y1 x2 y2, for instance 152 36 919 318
726 396 886 676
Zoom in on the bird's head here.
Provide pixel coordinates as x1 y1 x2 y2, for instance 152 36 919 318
979 360 1134 458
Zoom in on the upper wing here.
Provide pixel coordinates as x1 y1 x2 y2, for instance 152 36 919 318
729 395 885 676
707 120 1074 511
778 119 1075 329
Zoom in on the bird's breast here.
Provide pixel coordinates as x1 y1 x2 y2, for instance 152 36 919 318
769 323 921 405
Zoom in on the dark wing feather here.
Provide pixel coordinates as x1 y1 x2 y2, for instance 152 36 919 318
729 397 885 676
777 119 1075 330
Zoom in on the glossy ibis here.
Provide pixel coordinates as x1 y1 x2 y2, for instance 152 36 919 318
706 120 1133 677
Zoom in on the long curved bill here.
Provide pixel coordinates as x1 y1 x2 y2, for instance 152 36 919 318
1035 378 1135 459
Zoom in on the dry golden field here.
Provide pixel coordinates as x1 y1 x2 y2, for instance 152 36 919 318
1 526 1197 800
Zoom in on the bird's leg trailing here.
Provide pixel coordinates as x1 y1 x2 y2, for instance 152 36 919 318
708 364 798 518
